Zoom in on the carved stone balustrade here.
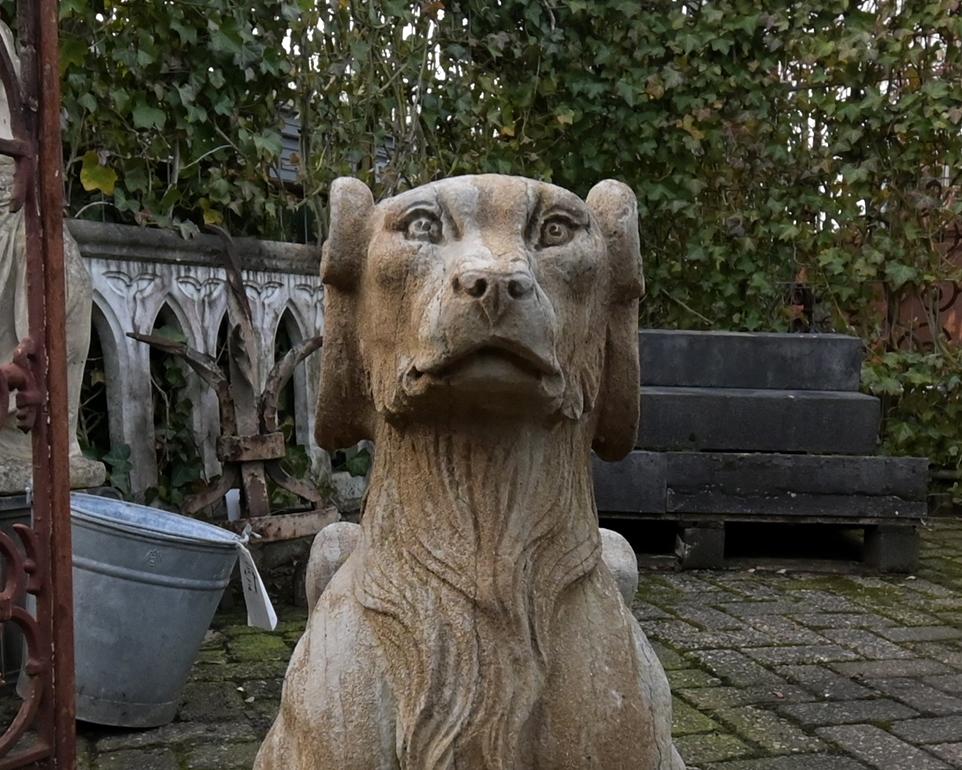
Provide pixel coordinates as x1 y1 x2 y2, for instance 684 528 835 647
69 220 325 496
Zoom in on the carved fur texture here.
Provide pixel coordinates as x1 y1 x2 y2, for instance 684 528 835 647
255 175 684 770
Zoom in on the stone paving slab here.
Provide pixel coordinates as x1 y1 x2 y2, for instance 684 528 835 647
641 517 962 769
816 724 952 769
63 516 962 769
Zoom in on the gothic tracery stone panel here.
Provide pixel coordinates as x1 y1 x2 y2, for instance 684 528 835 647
72 220 325 496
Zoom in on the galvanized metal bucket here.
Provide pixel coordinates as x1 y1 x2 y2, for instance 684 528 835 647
70 493 240 728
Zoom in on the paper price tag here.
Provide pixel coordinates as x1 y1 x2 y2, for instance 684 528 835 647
237 542 278 631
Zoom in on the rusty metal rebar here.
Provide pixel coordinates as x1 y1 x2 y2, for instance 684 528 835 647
38 0 77 763
0 1 77 768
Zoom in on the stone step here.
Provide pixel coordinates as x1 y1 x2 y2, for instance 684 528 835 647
665 452 928 500
593 451 928 517
666 490 926 520
591 452 665 514
638 329 863 391
637 387 880 454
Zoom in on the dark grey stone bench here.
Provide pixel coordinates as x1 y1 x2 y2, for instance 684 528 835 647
594 331 929 572
638 387 880 454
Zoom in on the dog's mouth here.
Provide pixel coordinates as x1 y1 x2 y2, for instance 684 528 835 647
411 340 558 384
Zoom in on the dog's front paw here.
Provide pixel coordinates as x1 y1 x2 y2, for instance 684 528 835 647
305 521 362 608
600 528 639 604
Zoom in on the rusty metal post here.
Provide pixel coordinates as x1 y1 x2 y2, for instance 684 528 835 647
37 0 77 764
0 1 76 767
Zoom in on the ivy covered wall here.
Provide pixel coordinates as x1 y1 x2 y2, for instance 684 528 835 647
13 1 962 492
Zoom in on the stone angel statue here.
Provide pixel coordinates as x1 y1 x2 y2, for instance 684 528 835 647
0 20 103 493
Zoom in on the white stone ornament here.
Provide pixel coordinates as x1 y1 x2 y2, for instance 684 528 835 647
0 22 104 494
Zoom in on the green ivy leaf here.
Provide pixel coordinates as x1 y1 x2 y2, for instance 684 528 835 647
79 151 118 195
885 262 918 288
131 98 166 130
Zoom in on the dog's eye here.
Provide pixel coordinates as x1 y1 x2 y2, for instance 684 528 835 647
539 217 576 248
404 213 442 243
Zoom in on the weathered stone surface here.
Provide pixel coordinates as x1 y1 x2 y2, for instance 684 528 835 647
592 450 666 514
903 578 958 598
815 725 949 770
672 698 721 736
660 572 728 595
664 452 928 500
647 620 775 651
72 515 962 770
97 749 180 770
890 715 962 744
255 176 684 769
868 678 962 715
677 685 814 711
688 649 785 687
777 664 875 701
637 329 862 391
873 605 941 626
184 741 260 770
95 721 258 753
667 491 925 521
715 705 826 754
925 674 962 695
671 603 743 632
594 450 928 572
69 219 319 275
903 642 962 669
673 732 753 766
779 698 918 727
829 658 951 679
304 521 361 607
718 600 813 617
0 28 105 493
188 659 288 683
742 616 828 646
788 612 892 630
865 525 920 572
651 642 689 670
227 633 290 663
928 743 962 764
708 755 870 770
601 527 640 604
176 682 248 723
69 219 326 495
636 387 881 454
744 645 859 667
821 629 915 660
667 668 722 688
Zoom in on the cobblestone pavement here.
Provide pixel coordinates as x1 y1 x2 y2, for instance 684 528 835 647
71 517 962 769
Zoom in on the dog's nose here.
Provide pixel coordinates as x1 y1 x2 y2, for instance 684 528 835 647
453 270 534 301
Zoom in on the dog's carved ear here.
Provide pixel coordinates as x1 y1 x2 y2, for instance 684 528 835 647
315 178 376 450
586 180 643 461
321 177 375 289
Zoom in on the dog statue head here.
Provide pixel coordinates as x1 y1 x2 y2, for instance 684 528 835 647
316 174 642 460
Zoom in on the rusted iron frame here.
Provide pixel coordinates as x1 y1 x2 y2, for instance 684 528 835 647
0 1 76 768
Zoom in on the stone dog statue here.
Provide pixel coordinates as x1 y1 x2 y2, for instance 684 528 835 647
255 175 685 770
